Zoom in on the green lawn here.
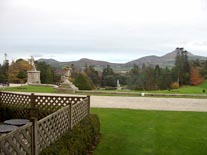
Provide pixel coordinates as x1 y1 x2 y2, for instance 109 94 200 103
92 108 207 155
1 80 207 96
79 80 207 96
149 81 207 94
0 85 56 93
2 85 207 154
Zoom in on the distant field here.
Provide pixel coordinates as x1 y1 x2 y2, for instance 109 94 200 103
92 108 207 155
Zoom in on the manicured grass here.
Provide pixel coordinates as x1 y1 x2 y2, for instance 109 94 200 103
79 80 207 96
150 82 207 94
2 80 207 96
91 108 207 155
1 85 56 93
141 80 207 94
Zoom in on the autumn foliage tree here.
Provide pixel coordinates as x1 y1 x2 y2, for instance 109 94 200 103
8 59 32 83
190 66 204 85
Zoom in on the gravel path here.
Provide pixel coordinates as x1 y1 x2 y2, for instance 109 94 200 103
2 90 207 112
91 96 207 112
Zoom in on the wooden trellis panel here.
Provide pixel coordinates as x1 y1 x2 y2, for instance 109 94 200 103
71 98 89 128
1 92 31 108
34 95 86 118
0 123 33 155
35 95 85 108
1 92 31 118
37 105 71 153
0 92 90 155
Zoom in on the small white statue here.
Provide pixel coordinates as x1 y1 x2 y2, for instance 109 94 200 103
117 79 121 90
28 56 36 71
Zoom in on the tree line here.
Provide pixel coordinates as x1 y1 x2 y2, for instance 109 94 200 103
73 48 207 90
1 48 207 90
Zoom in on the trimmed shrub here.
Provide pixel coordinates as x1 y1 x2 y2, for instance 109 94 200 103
170 82 180 89
40 114 100 155
74 73 95 90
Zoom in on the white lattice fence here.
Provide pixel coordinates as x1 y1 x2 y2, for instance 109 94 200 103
37 105 71 153
0 92 88 119
1 92 31 118
34 95 86 118
0 92 90 155
0 123 33 155
71 98 89 128
1 92 31 108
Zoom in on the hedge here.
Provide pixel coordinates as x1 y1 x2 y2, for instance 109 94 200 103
40 114 100 155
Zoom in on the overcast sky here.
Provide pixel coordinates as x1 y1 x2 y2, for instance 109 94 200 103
0 0 207 64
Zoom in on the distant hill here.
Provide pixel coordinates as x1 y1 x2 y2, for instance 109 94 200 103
62 58 122 68
38 58 62 68
38 48 207 71
126 48 207 68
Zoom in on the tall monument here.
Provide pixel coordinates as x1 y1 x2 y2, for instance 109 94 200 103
27 56 41 84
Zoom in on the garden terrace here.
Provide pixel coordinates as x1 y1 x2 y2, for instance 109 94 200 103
0 91 90 155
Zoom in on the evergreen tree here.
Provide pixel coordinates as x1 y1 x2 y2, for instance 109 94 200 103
84 64 100 87
36 61 55 84
102 65 116 87
174 48 190 85
159 67 172 90
154 65 161 89
16 70 27 86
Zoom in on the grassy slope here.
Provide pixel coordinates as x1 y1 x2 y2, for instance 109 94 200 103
92 108 207 155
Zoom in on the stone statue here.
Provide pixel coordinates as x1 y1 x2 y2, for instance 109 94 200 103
28 56 36 71
64 66 71 77
117 79 121 90
61 66 72 84
57 66 78 93
27 56 41 84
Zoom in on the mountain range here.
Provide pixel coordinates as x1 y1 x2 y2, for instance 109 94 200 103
38 48 207 71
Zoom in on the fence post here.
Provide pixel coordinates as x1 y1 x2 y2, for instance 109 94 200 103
87 95 90 114
70 103 73 130
31 93 36 109
31 117 38 155
30 93 38 119
0 91 2 108
0 91 2 121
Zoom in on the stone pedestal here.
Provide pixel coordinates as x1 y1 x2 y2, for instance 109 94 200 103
56 84 78 93
56 76 78 93
27 71 41 84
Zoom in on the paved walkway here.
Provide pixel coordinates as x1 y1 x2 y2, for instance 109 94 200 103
91 96 207 112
